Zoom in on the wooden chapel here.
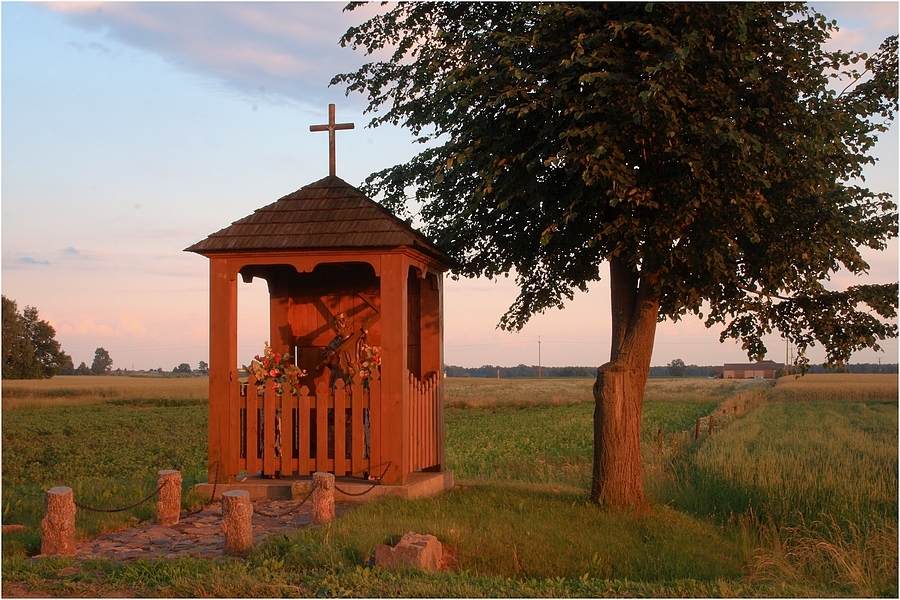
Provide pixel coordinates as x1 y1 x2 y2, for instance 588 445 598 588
186 106 453 493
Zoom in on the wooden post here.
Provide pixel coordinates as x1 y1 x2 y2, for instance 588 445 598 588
209 257 239 484
379 253 410 485
656 428 663 454
312 472 335 524
41 487 76 556
156 470 182 526
708 414 715 435
694 418 701 440
221 490 253 556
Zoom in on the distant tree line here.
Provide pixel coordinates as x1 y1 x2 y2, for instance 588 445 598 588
445 362 897 378
445 364 603 378
3 296 210 379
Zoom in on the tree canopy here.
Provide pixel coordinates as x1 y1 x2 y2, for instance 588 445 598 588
335 2 898 370
2 296 72 379
91 347 114 375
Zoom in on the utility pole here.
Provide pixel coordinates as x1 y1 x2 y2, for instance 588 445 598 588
538 336 542 379
785 338 789 376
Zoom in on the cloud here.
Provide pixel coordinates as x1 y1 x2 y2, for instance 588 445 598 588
16 257 50 266
43 2 378 105
2 254 51 269
56 246 110 261
57 312 148 338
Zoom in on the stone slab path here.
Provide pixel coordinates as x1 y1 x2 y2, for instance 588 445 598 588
74 498 354 562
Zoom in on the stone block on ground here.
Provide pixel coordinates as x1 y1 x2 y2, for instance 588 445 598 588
291 480 312 499
374 532 443 572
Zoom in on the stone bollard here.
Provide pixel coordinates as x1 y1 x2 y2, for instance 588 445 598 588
41 486 76 556
156 470 182 526
221 490 253 556
312 472 335 524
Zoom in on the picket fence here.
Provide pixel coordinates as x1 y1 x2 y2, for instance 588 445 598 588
238 370 442 479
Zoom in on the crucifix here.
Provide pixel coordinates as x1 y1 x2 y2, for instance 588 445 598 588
309 104 354 177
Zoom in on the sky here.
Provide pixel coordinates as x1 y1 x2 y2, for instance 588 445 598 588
2 1 898 372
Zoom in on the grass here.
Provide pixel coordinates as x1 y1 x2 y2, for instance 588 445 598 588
2 373 896 596
658 401 897 529
444 375 766 408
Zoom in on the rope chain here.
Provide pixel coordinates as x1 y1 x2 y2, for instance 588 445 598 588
333 461 391 498
73 483 164 514
253 488 315 518
182 461 220 518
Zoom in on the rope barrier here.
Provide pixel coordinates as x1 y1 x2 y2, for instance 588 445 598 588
73 484 164 513
182 461 220 518
253 488 315 518
333 461 392 498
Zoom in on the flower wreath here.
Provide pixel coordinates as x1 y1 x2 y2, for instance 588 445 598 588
243 342 307 395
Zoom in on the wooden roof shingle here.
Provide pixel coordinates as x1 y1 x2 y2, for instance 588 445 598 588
185 175 451 265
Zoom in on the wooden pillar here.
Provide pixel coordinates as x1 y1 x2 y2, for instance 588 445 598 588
419 272 443 380
312 472 335 524
420 271 444 469
221 490 253 556
209 257 239 483
156 470 182 526
41 486 76 556
379 253 409 485
269 290 292 357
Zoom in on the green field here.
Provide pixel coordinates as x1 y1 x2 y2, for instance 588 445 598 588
2 375 896 597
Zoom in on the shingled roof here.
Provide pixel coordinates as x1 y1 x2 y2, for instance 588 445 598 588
185 175 451 264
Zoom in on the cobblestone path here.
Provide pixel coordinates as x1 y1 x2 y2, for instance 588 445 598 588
74 498 354 562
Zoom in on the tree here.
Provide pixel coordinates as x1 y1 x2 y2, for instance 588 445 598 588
198 360 209 375
60 356 76 375
2 295 71 379
173 363 192 374
667 358 687 377
91 347 113 375
75 362 92 375
335 3 898 509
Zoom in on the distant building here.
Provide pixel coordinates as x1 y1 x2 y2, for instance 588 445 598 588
721 360 783 379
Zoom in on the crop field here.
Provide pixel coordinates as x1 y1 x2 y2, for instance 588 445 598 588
1 375 208 409
2 374 897 597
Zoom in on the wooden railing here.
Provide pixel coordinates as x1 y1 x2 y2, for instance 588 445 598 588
240 372 380 479
408 372 443 472
238 369 443 480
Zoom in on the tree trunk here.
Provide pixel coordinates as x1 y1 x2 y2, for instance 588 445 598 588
312 471 336 524
591 258 659 510
221 490 253 556
41 486 76 556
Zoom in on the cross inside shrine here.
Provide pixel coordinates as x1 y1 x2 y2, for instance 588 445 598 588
186 105 454 501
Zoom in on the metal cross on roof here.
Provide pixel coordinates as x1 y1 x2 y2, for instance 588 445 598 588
309 104 354 177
